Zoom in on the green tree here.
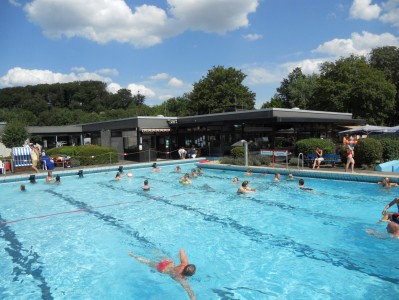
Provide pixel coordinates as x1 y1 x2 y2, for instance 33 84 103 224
275 67 306 108
369 46 399 125
132 92 145 106
188 66 256 115
261 94 282 108
0 120 30 148
310 55 396 125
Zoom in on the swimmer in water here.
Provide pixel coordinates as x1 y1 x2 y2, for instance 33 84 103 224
128 248 196 300
272 173 280 181
196 166 204 175
175 166 181 173
115 172 122 181
232 177 239 183
237 180 256 193
180 173 192 185
191 169 198 178
142 179 150 191
152 163 160 172
46 171 53 183
377 177 398 188
245 169 253 176
298 179 313 191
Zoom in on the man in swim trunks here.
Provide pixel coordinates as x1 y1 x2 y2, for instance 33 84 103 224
128 248 196 300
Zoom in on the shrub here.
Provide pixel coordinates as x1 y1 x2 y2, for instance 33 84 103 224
379 138 399 161
289 157 299 166
219 157 235 164
354 138 382 167
46 145 118 166
295 138 335 155
231 146 245 158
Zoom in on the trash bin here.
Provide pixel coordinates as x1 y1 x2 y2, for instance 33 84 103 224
5 161 11 171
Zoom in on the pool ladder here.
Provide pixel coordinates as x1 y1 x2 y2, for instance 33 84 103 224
297 153 304 169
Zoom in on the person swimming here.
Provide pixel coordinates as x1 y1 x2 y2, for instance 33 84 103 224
115 172 122 181
237 180 256 193
128 248 196 300
180 173 192 185
152 163 160 172
298 179 313 191
142 179 150 191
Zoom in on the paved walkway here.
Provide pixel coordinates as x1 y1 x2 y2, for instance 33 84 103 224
2 158 399 183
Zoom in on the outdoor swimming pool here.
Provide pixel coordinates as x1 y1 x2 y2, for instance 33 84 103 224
0 163 398 300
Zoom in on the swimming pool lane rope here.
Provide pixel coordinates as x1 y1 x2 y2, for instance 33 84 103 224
0 200 146 225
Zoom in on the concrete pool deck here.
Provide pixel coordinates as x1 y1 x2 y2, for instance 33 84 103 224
1 157 399 184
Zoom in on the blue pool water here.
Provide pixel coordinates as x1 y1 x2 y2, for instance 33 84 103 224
0 163 398 300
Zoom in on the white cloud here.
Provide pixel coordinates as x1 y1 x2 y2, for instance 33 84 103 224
159 94 174 101
380 0 399 28
168 77 183 87
150 73 169 80
0 67 113 87
244 67 278 85
71 66 86 73
243 33 263 41
9 0 21 7
280 59 326 75
22 0 260 47
313 31 399 57
168 0 259 34
106 82 122 94
96 68 119 76
349 0 381 20
127 83 156 98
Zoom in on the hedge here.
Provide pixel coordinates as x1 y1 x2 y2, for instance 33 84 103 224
46 145 118 166
379 138 399 162
353 138 382 167
295 138 335 155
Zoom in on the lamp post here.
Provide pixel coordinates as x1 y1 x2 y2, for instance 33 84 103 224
242 140 248 167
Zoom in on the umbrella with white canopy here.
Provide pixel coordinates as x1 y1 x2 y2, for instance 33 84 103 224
339 124 390 135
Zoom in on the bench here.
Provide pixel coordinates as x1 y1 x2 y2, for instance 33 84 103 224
304 154 341 167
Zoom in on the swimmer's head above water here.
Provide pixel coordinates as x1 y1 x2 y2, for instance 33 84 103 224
182 264 196 276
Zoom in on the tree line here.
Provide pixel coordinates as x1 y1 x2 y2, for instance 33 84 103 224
0 46 398 126
263 46 399 126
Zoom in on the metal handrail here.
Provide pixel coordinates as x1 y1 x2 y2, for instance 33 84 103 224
297 153 304 169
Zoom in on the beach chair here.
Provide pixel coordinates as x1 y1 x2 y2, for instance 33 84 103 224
12 147 32 169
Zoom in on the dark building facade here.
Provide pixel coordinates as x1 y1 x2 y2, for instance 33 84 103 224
21 108 364 161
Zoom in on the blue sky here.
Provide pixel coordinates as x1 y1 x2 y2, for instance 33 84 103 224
1 0 398 108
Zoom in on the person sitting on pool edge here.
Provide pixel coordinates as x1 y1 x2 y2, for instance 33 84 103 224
237 181 256 193
298 179 313 191
128 248 197 300
142 179 150 191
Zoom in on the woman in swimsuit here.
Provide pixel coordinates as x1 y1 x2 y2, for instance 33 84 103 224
128 248 196 300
